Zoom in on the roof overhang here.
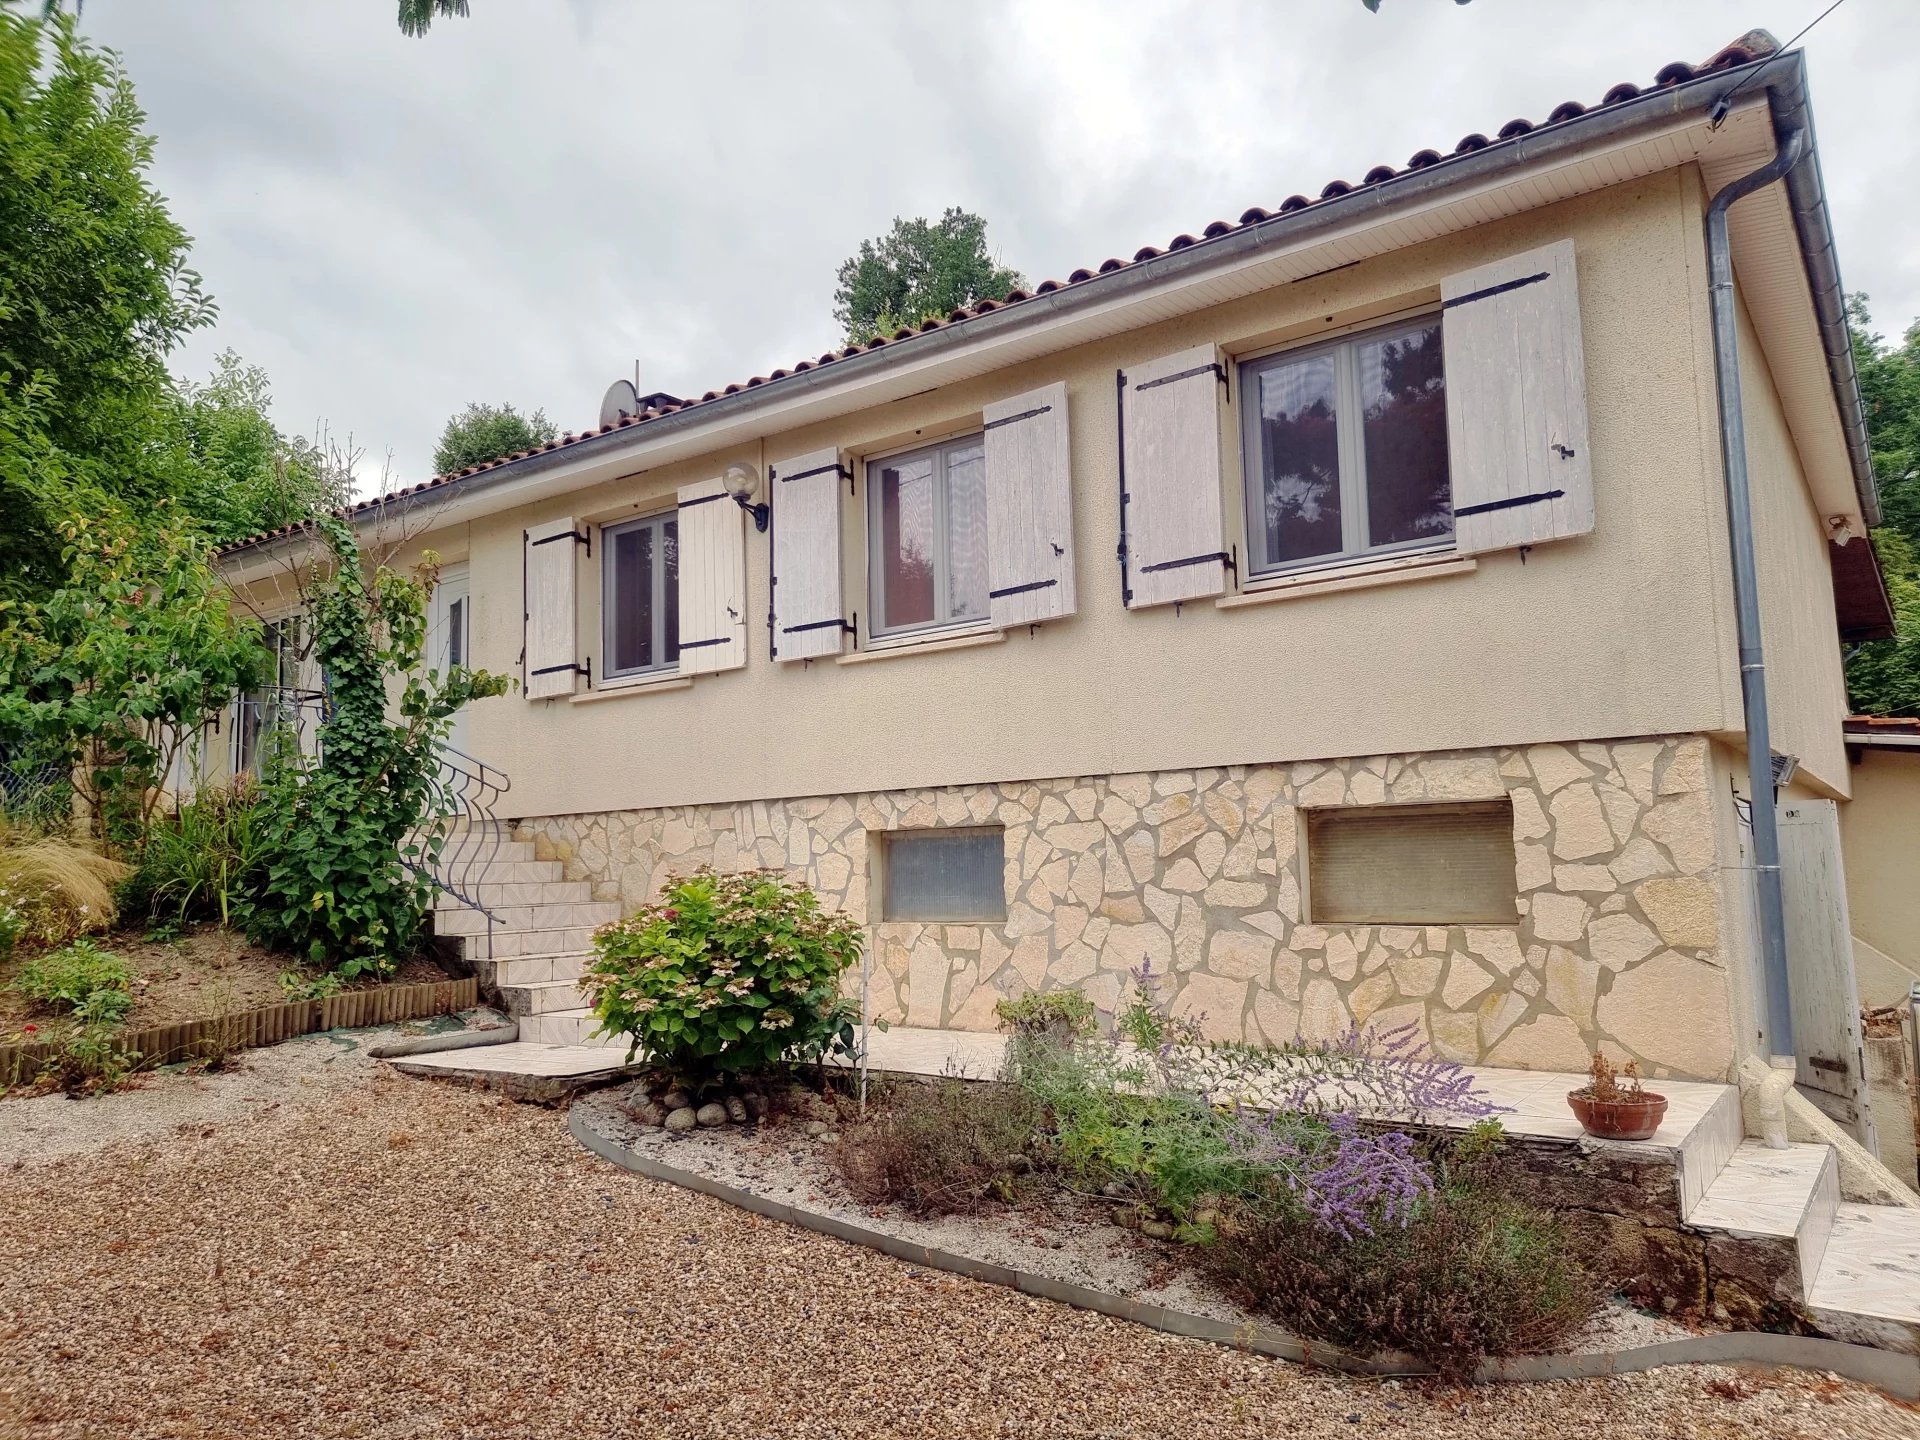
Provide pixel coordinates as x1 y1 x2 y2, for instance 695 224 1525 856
219 51 1875 589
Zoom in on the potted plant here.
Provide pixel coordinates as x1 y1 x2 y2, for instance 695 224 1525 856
1567 1051 1667 1140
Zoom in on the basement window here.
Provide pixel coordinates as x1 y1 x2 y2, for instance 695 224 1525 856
1307 800 1517 925
880 827 1007 923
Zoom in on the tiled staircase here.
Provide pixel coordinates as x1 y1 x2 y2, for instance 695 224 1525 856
422 829 1920 1359
428 821 616 1030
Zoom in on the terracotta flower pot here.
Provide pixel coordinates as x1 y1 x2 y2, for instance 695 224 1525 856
1567 1090 1668 1141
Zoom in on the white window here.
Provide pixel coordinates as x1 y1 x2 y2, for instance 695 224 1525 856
1239 317 1452 577
1307 800 1517 925
880 827 1007 923
602 512 679 678
867 434 989 638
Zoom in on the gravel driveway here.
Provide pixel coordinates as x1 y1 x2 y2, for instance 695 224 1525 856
2 1047 1917 1440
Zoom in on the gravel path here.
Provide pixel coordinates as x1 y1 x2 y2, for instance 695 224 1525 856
2 1061 1917 1439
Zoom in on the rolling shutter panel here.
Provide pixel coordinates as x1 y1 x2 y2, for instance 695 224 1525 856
524 517 585 697
1440 239 1594 554
983 381 1075 628
1121 344 1228 608
676 479 747 676
1308 801 1518 925
770 446 849 661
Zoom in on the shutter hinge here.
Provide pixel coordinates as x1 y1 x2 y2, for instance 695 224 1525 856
1134 362 1226 393
1442 271 1551 310
531 527 591 557
989 578 1059 600
983 403 1053 431
1454 488 1565 519
530 658 592 684
1139 550 1235 576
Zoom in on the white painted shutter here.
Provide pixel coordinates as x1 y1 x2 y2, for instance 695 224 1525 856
523 516 583 698
675 479 747 676
1440 239 1594 553
769 446 848 661
1121 344 1228 608
984 381 1076 628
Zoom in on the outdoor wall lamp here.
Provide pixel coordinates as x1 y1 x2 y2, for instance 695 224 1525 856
722 461 770 532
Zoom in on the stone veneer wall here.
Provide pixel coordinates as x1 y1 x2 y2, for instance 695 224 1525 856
515 736 1736 1080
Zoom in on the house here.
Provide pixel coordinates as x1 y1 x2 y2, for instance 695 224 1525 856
217 36 1900 1143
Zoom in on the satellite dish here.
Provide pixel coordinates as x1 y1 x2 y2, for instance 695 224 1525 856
598 378 640 428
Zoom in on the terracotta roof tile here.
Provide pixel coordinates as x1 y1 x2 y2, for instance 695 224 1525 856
216 35 1775 557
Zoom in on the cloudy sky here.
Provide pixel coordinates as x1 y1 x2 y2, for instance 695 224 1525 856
72 0 1920 491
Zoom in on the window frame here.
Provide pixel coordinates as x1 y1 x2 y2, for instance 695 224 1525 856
600 509 680 681
878 825 1008 924
1304 798 1519 926
1237 312 1453 581
865 431 990 640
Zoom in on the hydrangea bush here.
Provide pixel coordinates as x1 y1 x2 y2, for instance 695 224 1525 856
579 867 864 1087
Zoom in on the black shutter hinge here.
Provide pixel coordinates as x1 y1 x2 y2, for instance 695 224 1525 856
531 527 591 557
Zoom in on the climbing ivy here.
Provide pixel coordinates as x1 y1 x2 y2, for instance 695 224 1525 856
238 517 507 975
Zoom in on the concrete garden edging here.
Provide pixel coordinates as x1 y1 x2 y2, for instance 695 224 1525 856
569 1107 1920 1400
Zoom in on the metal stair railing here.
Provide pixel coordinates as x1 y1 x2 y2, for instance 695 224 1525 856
408 744 512 961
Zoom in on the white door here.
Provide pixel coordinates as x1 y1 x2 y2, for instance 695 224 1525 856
429 566 471 759
1779 798 1879 1150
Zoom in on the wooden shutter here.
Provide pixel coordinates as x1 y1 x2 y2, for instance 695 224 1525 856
524 516 584 698
1121 344 1228 608
769 446 848 661
1440 239 1594 553
984 381 1076 628
676 479 747 676
1308 801 1518 925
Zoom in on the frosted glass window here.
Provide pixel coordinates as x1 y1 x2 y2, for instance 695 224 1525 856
881 828 1006 922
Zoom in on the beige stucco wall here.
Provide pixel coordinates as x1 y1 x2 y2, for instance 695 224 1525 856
362 169 1768 821
517 733 1738 1080
1842 748 1920 1009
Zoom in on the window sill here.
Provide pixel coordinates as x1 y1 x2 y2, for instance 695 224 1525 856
1217 553 1475 610
837 627 1004 666
570 673 693 704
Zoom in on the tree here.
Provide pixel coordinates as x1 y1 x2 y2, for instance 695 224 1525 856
832 209 1025 346
0 11 216 598
1844 295 1920 715
398 0 468 37
432 401 557 476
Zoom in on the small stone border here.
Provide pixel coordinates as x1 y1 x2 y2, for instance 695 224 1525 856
570 1107 1920 1400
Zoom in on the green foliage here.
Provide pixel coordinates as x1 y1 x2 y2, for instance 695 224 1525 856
122 779 266 927
1847 296 1920 714
835 1077 1044 1215
0 509 267 841
397 0 469 37
1201 1133 1600 1384
994 989 1095 1043
431 401 557 476
0 12 216 598
0 899 23 962
279 967 345 1002
238 517 507 975
832 208 1025 346
50 1020 140 1094
580 867 864 1086
14 936 133 1025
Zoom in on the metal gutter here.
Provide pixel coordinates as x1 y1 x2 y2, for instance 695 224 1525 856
223 48 1873 558
1705 123 1811 1058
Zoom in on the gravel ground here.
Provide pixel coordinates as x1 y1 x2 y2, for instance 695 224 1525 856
2 1062 1917 1440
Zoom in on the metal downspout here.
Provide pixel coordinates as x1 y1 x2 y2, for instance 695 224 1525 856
1704 122 1809 1057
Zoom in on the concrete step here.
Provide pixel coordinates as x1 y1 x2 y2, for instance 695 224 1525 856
1808 1202 1920 1354
502 979 590 1017
461 859 568 885
457 925 598 960
435 901 619 936
1688 1141 1839 1309
477 953 589 988
433 880 595 911
408 836 536 863
519 1008 621 1048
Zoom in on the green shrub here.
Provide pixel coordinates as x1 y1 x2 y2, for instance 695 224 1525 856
835 1077 1044 1215
1200 1136 1602 1383
579 867 863 1086
14 938 134 1025
50 1023 141 1095
0 896 24 962
123 778 265 926
994 989 1095 1044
